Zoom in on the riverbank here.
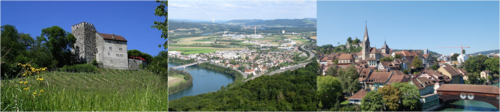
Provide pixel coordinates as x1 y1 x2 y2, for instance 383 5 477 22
168 68 194 95
168 63 235 101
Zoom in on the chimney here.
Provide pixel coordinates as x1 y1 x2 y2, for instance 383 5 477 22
112 34 115 39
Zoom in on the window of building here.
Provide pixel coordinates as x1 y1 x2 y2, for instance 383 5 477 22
109 47 112 50
120 54 123 57
116 54 119 57
108 53 110 56
119 48 122 51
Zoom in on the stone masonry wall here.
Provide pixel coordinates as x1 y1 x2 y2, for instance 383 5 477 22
71 22 97 63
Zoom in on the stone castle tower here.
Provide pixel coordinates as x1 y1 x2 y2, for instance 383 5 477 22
362 25 370 60
72 22 97 63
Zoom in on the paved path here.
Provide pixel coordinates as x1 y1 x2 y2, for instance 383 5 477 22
245 44 315 81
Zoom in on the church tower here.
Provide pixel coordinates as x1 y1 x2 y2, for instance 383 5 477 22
362 23 371 60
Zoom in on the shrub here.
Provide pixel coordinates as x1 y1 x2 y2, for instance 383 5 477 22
59 64 97 73
91 59 98 66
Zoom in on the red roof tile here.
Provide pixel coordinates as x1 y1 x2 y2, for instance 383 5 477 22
99 33 127 42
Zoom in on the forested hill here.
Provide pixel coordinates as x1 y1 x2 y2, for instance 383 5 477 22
225 18 317 27
392 49 441 56
168 60 319 111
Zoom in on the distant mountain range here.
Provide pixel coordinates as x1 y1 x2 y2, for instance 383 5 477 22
169 19 230 23
225 18 316 27
469 49 499 55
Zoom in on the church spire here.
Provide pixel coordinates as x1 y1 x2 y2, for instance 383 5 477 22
363 21 369 43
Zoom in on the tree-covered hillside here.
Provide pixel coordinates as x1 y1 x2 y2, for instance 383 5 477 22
168 61 319 111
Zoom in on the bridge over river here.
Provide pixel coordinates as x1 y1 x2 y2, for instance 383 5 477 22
170 61 203 69
437 84 500 109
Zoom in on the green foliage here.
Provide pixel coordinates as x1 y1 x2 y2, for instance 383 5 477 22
316 44 362 54
146 51 169 80
391 82 421 111
361 82 421 111
168 61 318 111
169 68 194 94
91 59 98 66
324 66 338 76
485 57 499 74
462 49 466 54
152 0 168 49
379 56 395 61
317 76 342 108
361 91 384 111
394 54 402 59
127 49 153 62
337 65 360 96
430 63 439 70
353 38 360 44
347 37 352 44
412 56 422 70
59 64 97 73
42 26 77 67
451 53 459 61
463 55 491 74
403 69 409 74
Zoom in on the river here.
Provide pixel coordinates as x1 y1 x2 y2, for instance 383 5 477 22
436 82 499 111
168 63 235 101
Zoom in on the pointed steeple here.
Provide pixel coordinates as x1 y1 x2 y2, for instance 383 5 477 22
363 21 370 43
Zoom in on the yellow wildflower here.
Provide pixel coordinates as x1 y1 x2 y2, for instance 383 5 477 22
40 89 44 93
18 63 21 65
19 81 23 84
22 73 27 76
23 81 28 85
23 87 29 91
33 92 37 95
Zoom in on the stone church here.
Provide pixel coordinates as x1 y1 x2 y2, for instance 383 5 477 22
71 22 133 69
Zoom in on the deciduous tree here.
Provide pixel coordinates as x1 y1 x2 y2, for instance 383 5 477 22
152 0 168 49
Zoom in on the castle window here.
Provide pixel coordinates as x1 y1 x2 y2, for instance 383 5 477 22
109 47 112 50
119 48 122 51
116 54 119 57
120 54 123 57
108 53 110 56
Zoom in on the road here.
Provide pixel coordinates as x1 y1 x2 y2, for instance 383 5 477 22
245 44 315 81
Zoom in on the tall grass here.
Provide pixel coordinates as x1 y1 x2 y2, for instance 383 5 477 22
1 69 168 111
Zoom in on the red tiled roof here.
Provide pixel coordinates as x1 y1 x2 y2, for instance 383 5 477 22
441 64 461 76
339 54 354 60
99 33 127 42
367 72 392 83
437 84 499 95
349 89 368 100
387 73 406 84
412 77 435 89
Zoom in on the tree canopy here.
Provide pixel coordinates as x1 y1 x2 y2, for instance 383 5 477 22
317 76 342 108
152 0 168 49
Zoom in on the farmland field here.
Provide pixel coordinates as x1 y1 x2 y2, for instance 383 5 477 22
168 75 185 87
1 69 168 111
168 47 244 54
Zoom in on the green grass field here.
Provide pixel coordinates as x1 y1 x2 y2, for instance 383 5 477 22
169 47 217 54
1 69 168 111
193 39 213 41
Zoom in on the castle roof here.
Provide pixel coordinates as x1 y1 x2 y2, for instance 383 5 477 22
99 33 127 42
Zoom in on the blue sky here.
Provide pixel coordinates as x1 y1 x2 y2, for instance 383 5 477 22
2 1 165 56
318 1 499 55
169 0 316 20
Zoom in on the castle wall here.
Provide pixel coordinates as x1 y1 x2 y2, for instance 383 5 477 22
71 22 97 63
95 33 105 63
102 40 128 69
128 59 143 70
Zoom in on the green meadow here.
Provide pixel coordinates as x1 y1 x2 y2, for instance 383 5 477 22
1 69 168 111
